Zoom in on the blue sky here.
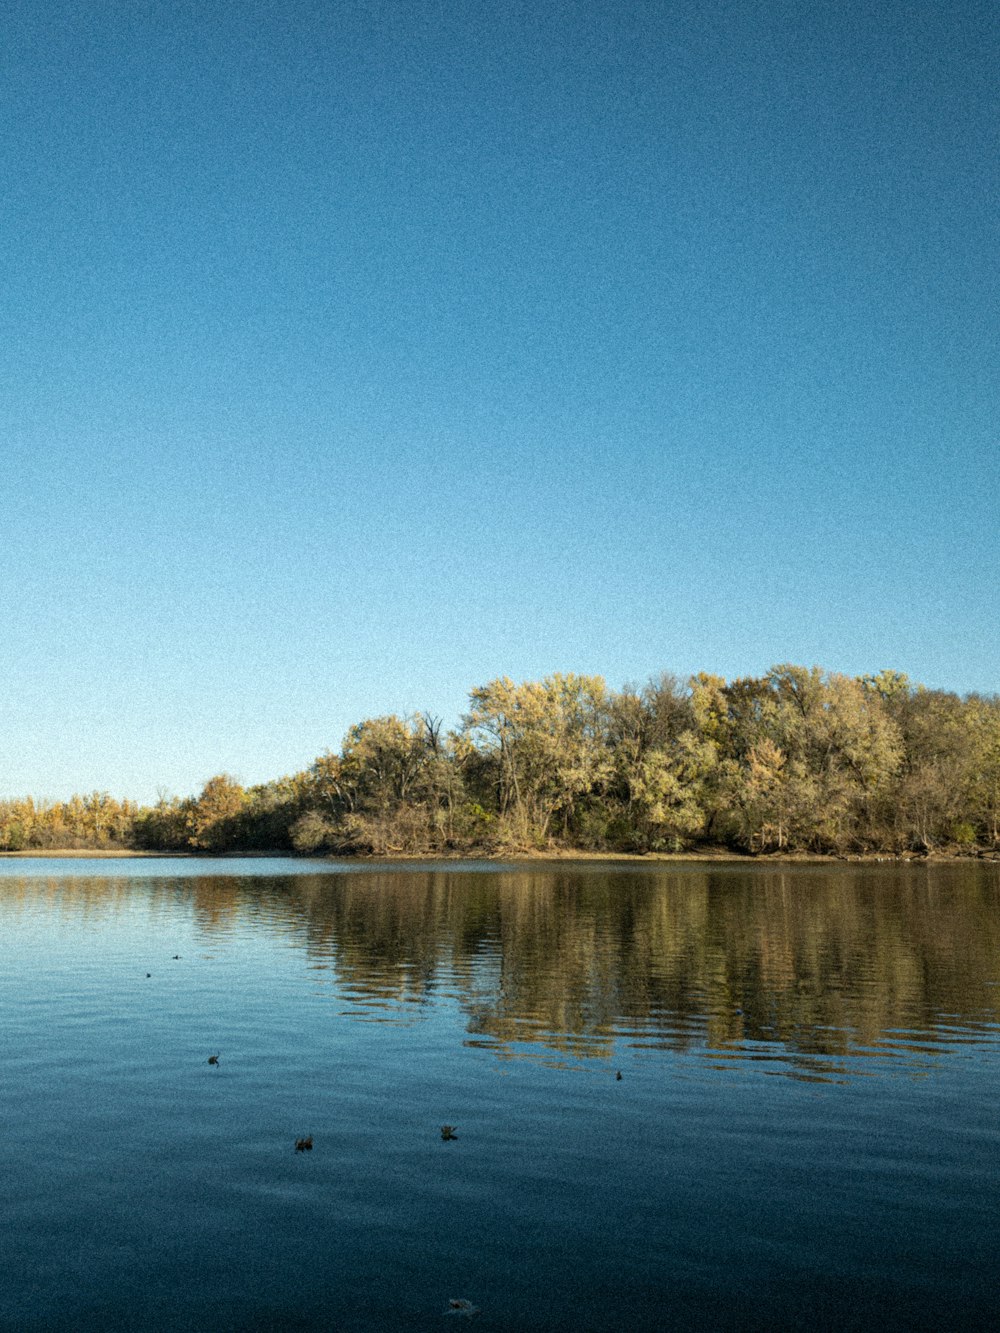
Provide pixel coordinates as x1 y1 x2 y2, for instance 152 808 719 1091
2 0 997 802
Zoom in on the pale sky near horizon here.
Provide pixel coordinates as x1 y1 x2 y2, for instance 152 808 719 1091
2 0 997 803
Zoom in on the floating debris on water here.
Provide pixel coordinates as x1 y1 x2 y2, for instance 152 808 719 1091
295 1136 313 1152
440 1125 458 1141
446 1298 479 1317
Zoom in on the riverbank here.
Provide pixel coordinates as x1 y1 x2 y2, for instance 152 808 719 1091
0 848 199 858
2 847 997 863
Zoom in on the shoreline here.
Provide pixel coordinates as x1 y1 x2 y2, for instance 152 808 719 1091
1 848 997 864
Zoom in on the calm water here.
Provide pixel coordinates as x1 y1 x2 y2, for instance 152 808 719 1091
1 859 998 1332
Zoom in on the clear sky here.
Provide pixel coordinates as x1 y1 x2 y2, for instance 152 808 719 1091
2 0 997 803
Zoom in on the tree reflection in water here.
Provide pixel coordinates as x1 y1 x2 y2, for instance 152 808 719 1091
7 862 999 1079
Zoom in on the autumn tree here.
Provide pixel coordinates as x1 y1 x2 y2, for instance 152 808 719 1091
964 696 1000 845
605 676 715 849
187 774 247 851
339 715 429 815
890 688 986 849
463 674 611 844
1 661 993 858
131 793 190 850
714 667 903 851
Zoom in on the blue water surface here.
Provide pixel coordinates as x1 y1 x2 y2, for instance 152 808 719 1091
1 859 998 1331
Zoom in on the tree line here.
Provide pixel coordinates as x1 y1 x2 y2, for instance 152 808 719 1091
3 665 999 857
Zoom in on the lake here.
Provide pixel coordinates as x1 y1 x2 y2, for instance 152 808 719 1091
1 858 998 1331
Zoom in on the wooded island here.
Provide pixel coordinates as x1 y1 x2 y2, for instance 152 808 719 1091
3 666 998 857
